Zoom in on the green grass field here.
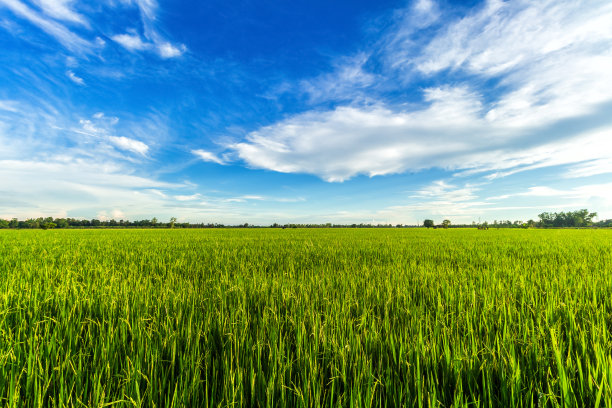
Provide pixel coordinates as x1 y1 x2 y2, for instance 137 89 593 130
1 228 611 407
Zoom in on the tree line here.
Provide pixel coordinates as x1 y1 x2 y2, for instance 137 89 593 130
423 209 610 229
1 209 610 230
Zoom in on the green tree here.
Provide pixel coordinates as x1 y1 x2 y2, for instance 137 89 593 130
423 219 434 228
0 219 9 229
169 217 177 228
442 219 451 229
539 209 597 228
55 218 69 228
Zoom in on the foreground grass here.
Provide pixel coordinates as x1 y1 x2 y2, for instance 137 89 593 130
0 228 611 407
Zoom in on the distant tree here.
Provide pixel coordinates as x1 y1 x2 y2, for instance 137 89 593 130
442 219 451 229
539 209 597 228
151 217 158 226
24 218 39 228
0 219 9 229
424 219 434 228
55 218 69 228
169 217 177 228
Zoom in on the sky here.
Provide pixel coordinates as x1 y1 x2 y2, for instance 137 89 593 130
1 0 611 225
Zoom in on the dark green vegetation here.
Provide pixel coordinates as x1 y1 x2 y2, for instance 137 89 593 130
1 209 611 229
1 229 611 407
538 210 599 228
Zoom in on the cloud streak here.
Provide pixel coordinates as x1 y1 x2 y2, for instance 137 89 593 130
33 0 88 27
111 0 186 58
66 70 84 85
0 0 93 53
0 0 185 58
228 0 612 183
109 136 149 156
192 149 225 165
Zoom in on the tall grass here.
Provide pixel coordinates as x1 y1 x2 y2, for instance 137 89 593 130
0 228 611 407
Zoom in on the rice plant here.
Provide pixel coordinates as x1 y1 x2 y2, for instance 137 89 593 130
0 228 611 407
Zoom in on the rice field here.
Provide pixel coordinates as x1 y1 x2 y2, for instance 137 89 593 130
1 228 611 407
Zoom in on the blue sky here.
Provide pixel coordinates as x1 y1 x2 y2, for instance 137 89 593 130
1 0 611 225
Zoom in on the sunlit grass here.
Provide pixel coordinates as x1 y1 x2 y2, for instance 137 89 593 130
1 228 611 407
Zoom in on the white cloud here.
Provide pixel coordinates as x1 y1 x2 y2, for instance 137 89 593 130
231 87 493 182
66 70 84 85
489 184 612 202
192 149 225 165
0 157 185 220
97 209 126 221
2 0 184 58
413 0 435 14
33 0 88 27
134 0 157 23
112 32 186 58
413 180 480 202
415 0 612 127
157 42 185 59
110 0 185 58
0 100 18 112
108 136 149 155
174 193 201 201
0 0 93 53
374 178 612 224
300 53 376 103
78 118 104 134
111 32 150 51
417 0 612 76
461 127 612 180
230 0 612 183
566 159 612 179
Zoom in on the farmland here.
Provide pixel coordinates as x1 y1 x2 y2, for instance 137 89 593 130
1 228 611 407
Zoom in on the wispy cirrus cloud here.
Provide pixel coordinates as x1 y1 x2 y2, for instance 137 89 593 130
412 180 480 202
192 149 225 165
299 53 377 104
226 0 612 183
0 0 94 53
33 0 88 27
174 193 202 201
0 0 185 58
108 136 149 156
111 32 149 51
0 100 18 112
66 70 84 85
111 0 186 58
566 160 612 179
488 184 612 202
